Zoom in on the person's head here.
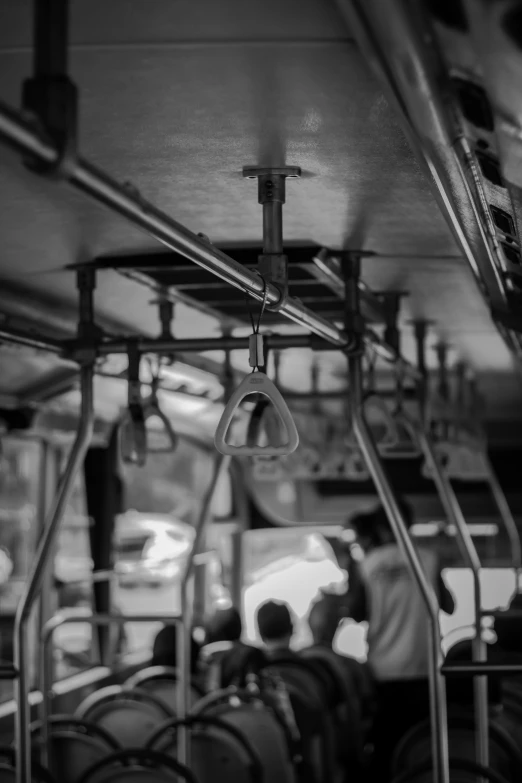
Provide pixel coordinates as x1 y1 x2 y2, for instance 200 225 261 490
205 607 243 645
308 597 339 647
152 624 201 674
256 600 294 650
348 496 413 553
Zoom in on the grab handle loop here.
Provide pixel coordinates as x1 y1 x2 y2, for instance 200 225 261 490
120 343 147 466
214 372 299 457
143 364 178 454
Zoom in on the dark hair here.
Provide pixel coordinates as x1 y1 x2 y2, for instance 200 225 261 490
256 600 293 642
349 496 413 548
206 607 242 644
152 625 200 674
308 598 339 645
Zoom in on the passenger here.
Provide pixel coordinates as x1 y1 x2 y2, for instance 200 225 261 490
205 606 243 645
256 600 296 658
151 624 201 676
306 596 374 715
345 498 455 781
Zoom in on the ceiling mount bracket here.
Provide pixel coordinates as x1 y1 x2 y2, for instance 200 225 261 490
243 165 301 313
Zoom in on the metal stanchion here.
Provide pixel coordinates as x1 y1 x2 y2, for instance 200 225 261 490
416 427 489 775
349 356 450 783
14 365 94 783
343 256 449 783
176 453 232 767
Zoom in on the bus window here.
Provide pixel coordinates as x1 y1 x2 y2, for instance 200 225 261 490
0 438 40 702
116 439 229 658
242 527 347 649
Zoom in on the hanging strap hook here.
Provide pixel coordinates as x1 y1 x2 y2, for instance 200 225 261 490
215 284 299 457
143 356 178 454
120 341 147 467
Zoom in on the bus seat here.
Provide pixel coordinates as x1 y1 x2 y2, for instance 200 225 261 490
31 716 121 783
77 748 197 783
193 698 296 783
390 758 511 783
123 667 203 714
75 686 172 748
264 660 337 783
0 746 57 782
146 715 263 783
300 645 366 770
391 713 522 782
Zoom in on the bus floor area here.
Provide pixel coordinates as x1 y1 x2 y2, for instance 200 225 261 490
2 637 522 783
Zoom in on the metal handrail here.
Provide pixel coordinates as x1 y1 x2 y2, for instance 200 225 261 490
40 612 182 765
14 365 94 783
0 102 345 349
348 354 450 783
176 452 231 767
408 417 489 774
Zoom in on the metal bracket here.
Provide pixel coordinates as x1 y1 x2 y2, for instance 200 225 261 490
243 166 301 312
120 341 147 466
22 0 77 179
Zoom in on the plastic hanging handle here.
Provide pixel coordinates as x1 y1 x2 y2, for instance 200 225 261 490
215 372 299 456
143 400 179 453
120 404 147 467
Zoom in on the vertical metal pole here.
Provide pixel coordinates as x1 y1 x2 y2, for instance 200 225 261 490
350 358 449 783
14 366 94 783
344 258 449 783
229 460 248 612
37 442 60 769
176 452 232 766
416 427 489 774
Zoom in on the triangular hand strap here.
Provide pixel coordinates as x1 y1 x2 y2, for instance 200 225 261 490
215 372 299 456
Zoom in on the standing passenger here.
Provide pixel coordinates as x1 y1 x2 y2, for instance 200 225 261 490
345 498 455 780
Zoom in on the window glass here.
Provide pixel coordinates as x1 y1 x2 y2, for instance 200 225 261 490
114 440 229 657
242 527 347 649
0 438 40 702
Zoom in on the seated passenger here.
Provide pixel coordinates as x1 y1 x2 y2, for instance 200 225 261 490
305 597 375 715
256 600 297 660
345 498 455 781
201 606 262 690
151 624 201 676
205 606 243 645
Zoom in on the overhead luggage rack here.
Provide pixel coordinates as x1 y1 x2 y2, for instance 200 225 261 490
89 245 393 327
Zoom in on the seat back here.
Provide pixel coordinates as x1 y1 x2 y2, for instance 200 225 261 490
124 667 202 714
77 748 197 783
76 686 172 748
392 714 522 783
147 715 262 783
31 715 121 783
0 746 57 782
264 661 334 783
197 700 295 783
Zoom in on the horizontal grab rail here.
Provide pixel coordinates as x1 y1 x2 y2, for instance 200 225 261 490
442 662 522 677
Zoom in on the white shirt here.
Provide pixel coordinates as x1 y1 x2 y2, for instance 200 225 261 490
358 543 440 681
